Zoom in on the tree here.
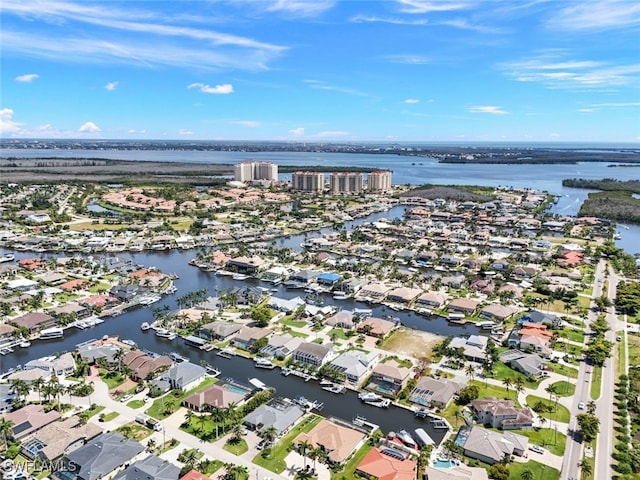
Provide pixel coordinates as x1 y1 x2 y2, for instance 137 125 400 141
577 413 600 442
0 417 14 451
455 385 480 405
520 468 534 480
298 440 312 470
579 459 593 480
514 377 525 399
502 378 513 399
465 364 476 382
261 426 278 443
147 438 157 453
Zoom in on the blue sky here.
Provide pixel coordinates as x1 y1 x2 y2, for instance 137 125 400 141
1 0 639 143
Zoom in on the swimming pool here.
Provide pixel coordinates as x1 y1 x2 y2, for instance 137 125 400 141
433 459 459 469
224 384 251 395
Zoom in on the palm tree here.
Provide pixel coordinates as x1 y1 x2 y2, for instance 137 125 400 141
261 426 278 444
514 378 525 400
33 377 45 403
586 400 596 415
230 423 244 443
146 438 157 453
11 379 30 402
113 348 125 373
465 364 476 382
0 417 14 451
545 384 557 404
65 384 75 404
520 468 534 480
579 459 593 480
298 439 312 470
502 378 513 399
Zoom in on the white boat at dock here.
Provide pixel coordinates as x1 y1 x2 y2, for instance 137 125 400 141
39 327 64 339
396 429 417 449
0 347 14 355
430 418 450 429
254 358 276 369
281 368 292 376
169 352 189 363
19 341 31 348
358 391 382 402
232 273 249 280
0 254 15 263
249 378 269 390
216 348 234 358
155 328 177 340
140 322 151 331
321 384 346 394
477 321 496 330
352 415 379 431
415 407 430 418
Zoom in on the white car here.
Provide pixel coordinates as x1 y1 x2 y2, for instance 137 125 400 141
529 445 545 454
578 401 585 410
120 394 133 403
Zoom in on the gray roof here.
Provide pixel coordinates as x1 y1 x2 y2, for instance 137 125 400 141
64 432 145 480
162 361 206 388
329 350 378 379
199 321 242 338
244 402 305 434
113 455 180 480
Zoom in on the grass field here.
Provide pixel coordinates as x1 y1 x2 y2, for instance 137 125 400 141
508 460 560 480
590 366 602 400
470 380 522 405
550 381 576 397
516 428 567 456
526 395 571 423
147 377 217 419
618 330 627 377
547 362 579 379
223 438 248 456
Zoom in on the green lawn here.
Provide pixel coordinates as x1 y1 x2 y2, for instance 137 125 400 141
100 411 120 422
327 328 350 340
491 361 541 388
80 404 105 420
617 330 626 377
223 438 248 455
127 399 145 409
470 380 522 405
98 369 126 389
116 422 153 441
253 415 322 473
526 395 571 423
590 366 602 400
279 317 307 328
147 377 217 419
286 329 309 339
564 329 585 344
330 443 374 480
550 381 576 397
508 460 560 480
547 362 579 379
516 427 567 456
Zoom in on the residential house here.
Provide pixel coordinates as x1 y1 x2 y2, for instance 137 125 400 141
11 312 57 335
226 255 266 275
408 377 462 408
244 400 305 435
113 455 180 480
461 426 528 464
50 302 91 319
386 286 422 305
479 304 519 322
259 334 304 359
76 343 120 364
448 298 480 316
357 317 396 338
197 321 242 341
415 292 448 309
367 359 411 396
0 324 16 345
357 283 390 302
448 335 487 362
499 350 548 377
425 466 489 480
109 284 142 302
317 272 342 287
327 350 379 385
180 470 211 480
294 419 366 464
326 310 357 330
232 326 272 351
518 310 560 327
122 350 172 381
158 362 206 391
3 404 61 440
182 382 249 412
55 432 145 480
292 342 335 368
286 270 320 288
24 352 76 376
471 398 535 430
356 447 417 480
21 416 102 462
267 296 306 313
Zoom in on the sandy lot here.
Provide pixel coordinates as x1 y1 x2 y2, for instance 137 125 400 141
380 327 444 361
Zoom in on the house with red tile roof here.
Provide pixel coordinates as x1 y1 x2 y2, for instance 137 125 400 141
356 447 417 480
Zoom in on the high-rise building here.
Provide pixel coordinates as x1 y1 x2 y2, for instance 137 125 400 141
329 172 363 194
367 170 392 193
291 171 325 192
234 161 278 183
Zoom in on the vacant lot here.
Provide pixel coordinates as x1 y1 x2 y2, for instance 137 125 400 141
380 327 443 361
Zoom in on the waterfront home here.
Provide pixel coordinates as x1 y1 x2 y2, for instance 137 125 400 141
425 465 489 480
460 426 528 464
3 404 61 440
50 302 91 319
317 272 342 287
0 264 19 278
357 282 390 302
471 398 535 430
367 359 412 396
243 400 305 435
25 352 76 376
448 298 480 316
291 341 336 368
226 255 266 275
21 415 102 462
262 266 290 283
440 274 466 289
356 447 417 480
326 310 357 330
7 368 52 383
448 335 488 362
182 382 248 412
157 362 206 392
518 310 560 327
513 322 553 356
54 432 145 480
259 334 304 359
415 291 448 309
197 321 242 341
558 250 584 267
327 350 379 385
77 342 120 364
338 278 366 295
479 303 519 322
232 326 273 351
499 350 548 377
267 295 306 313
80 294 119 310
109 284 142 302
37 271 67 286
122 350 172 381
386 286 422 305
357 316 396 338
408 377 462 408
294 419 366 464
11 312 57 335
113 455 180 480
0 323 16 345
286 269 320 287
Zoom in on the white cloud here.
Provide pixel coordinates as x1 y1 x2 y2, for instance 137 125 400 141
404 98 420 104
589 102 640 108
548 1 640 31
577 108 595 113
303 80 368 97
78 121 101 132
232 120 261 127
502 52 640 90
312 130 350 138
15 73 39 83
265 0 335 17
289 127 305 136
469 105 508 115
178 129 194 135
188 83 234 94
0 108 23 133
105 81 118 91
128 129 146 134
397 0 471 14
350 15 428 25
384 54 431 65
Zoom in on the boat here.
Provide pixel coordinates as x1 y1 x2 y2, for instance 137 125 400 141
232 273 248 280
0 347 12 355
18 341 31 348
319 379 333 386
322 384 346 394
415 407 429 418
121 339 137 347
365 398 391 408
169 352 189 363
414 428 435 448
249 378 269 390
477 321 496 330
0 254 15 263
254 358 276 369
281 368 291 376
39 327 64 339
217 348 234 358
614 232 622 240
397 429 417 449
431 419 450 429
155 328 176 339
358 391 382 402
140 322 151 331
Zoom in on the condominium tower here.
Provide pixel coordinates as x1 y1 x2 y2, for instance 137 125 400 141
291 171 325 192
367 170 392 193
329 172 363 194
234 161 278 182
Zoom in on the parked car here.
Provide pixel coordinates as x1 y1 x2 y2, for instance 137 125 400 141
120 394 133 403
529 445 545 454
578 401 585 410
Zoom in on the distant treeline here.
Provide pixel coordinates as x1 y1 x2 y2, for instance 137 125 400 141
579 191 640 224
563 178 640 194
401 185 494 202
279 165 376 173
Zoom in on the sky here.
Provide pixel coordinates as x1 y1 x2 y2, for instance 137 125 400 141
1 0 639 143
